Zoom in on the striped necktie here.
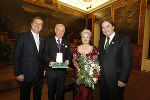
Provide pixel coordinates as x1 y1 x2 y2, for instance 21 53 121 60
57 39 61 52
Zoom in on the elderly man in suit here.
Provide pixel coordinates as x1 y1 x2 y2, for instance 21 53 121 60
13 16 45 100
98 19 133 100
43 24 71 100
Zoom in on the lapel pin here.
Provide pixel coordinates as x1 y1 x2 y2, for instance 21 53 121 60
65 45 68 48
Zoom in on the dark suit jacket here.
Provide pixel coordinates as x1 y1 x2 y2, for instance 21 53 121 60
98 33 133 87
13 31 45 81
43 36 71 68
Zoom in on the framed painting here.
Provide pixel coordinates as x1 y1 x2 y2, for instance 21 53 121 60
94 7 112 39
112 0 140 44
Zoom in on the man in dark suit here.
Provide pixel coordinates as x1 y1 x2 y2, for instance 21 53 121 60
13 16 45 100
43 24 71 100
98 19 133 100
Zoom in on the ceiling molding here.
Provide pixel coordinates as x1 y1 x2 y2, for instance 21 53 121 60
23 0 88 18
57 0 119 14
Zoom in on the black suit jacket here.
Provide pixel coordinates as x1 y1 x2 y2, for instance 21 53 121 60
13 31 45 81
43 36 71 68
98 33 133 87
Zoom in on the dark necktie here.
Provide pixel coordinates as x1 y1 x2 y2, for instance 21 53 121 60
57 39 61 52
104 37 110 51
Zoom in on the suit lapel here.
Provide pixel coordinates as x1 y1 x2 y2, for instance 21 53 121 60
29 31 39 55
39 36 44 55
100 38 105 55
53 37 59 52
106 34 121 52
61 39 66 53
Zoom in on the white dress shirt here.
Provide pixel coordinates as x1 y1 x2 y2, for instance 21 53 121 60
31 30 40 52
104 32 115 49
55 36 62 44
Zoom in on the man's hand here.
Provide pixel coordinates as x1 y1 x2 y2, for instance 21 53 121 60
43 70 46 77
118 80 126 87
49 61 56 67
16 75 24 81
65 60 69 65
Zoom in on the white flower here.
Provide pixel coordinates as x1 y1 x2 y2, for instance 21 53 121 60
89 67 93 76
75 56 101 89
89 60 92 64
91 63 95 67
93 78 97 84
97 66 100 72
85 78 90 83
84 65 88 71
78 68 80 72
92 85 94 89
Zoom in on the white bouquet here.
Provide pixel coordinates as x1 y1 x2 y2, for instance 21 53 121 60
75 56 100 89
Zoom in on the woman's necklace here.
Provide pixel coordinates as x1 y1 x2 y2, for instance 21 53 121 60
79 44 93 54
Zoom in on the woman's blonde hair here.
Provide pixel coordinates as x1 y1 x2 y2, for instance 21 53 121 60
81 29 92 37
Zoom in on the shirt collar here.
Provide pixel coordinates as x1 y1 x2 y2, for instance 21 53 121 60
55 36 62 43
106 32 115 42
31 30 39 38
109 32 115 41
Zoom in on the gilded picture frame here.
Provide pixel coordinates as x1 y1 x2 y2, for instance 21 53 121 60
112 0 140 44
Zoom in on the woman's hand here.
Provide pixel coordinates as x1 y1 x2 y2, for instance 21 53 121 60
73 60 79 69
